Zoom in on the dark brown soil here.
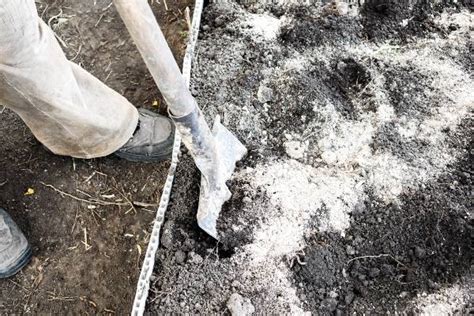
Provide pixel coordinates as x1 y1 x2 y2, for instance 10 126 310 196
360 0 466 42
0 0 192 313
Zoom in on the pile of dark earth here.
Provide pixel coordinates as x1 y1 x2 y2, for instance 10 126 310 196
146 1 472 314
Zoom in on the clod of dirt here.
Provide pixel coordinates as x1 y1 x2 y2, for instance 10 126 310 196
257 85 274 103
174 250 187 264
226 293 255 316
188 251 204 264
161 220 175 249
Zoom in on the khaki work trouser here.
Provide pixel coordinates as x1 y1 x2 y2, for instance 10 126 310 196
0 0 139 159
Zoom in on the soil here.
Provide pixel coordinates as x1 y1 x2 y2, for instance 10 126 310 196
147 1 473 315
0 0 192 314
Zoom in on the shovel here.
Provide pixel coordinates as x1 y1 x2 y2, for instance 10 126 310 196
113 0 246 238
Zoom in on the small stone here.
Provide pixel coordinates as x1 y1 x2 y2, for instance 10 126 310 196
257 85 274 103
226 293 255 316
161 220 174 249
414 246 426 259
215 16 225 27
336 60 346 71
175 250 186 264
206 281 217 294
188 251 203 264
352 202 365 215
242 197 252 204
346 245 356 256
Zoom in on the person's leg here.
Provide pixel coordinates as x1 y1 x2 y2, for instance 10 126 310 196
0 0 139 159
0 0 176 278
0 208 31 278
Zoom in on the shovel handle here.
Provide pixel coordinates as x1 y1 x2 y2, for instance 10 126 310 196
113 0 195 116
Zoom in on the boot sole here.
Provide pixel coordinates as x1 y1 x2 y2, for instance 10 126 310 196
114 146 173 162
0 245 32 279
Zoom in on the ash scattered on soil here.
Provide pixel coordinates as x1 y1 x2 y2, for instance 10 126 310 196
148 1 472 314
294 119 473 314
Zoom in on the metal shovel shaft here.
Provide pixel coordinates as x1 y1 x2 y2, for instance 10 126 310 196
114 0 247 239
113 0 194 117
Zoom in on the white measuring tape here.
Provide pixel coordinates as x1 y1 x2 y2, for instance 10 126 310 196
131 0 204 314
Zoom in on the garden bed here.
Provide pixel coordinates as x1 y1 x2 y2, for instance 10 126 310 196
147 1 473 314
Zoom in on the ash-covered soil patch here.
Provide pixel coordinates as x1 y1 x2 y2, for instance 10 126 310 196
147 1 473 314
294 118 473 314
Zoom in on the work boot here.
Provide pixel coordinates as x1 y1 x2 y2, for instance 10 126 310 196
114 108 175 162
0 208 32 279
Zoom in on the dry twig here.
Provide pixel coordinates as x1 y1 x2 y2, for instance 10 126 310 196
347 253 406 267
41 182 128 206
184 7 192 31
82 228 92 251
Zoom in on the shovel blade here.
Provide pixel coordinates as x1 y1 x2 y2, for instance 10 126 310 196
196 116 247 238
